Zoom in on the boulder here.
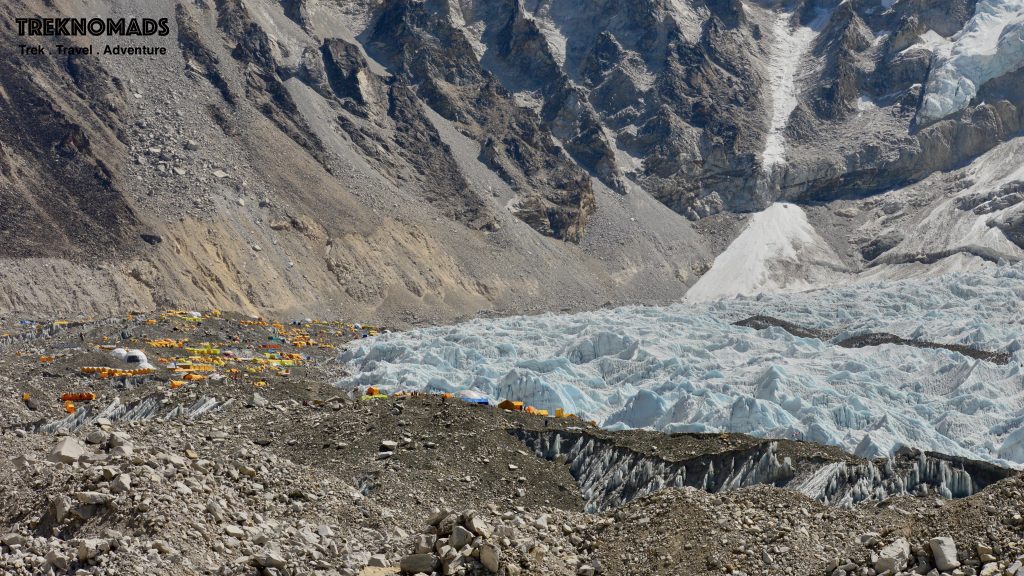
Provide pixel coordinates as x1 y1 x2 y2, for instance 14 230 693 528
111 473 131 494
874 538 910 574
45 550 68 571
479 542 500 573
255 551 287 569
77 538 110 561
467 516 493 538
84 430 109 445
414 534 436 554
929 537 960 571
449 526 473 549
980 563 1001 576
437 514 459 536
108 431 131 448
250 392 269 408
400 553 438 573
48 437 86 464
1 533 26 547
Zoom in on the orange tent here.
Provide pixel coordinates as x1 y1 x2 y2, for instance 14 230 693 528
498 400 524 411
61 392 96 402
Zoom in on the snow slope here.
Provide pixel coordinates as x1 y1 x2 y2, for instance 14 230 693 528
685 203 848 302
761 12 821 169
336 263 1024 466
918 0 1024 123
871 137 1024 263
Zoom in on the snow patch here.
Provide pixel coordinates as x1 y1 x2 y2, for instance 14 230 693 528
685 203 847 302
761 12 823 170
916 29 954 57
857 95 878 112
668 0 708 43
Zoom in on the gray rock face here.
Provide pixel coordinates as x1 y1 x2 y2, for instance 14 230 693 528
364 0 594 241
3 0 1023 323
339 0 1024 224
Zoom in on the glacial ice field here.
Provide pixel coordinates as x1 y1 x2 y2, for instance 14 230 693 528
336 263 1024 466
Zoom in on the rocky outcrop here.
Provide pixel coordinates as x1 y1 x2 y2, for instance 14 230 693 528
366 0 595 241
808 1 873 120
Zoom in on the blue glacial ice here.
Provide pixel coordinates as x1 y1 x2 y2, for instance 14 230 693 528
917 0 1024 123
336 262 1024 465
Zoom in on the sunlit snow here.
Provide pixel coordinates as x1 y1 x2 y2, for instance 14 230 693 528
685 203 847 301
761 12 822 170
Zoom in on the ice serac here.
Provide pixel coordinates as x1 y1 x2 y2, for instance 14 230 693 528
28 395 229 434
917 0 1024 123
685 203 848 301
998 427 1024 461
515 430 1013 511
514 430 797 512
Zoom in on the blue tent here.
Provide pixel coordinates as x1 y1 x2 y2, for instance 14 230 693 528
457 390 490 406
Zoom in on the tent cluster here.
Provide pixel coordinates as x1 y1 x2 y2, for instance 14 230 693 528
154 342 301 386
1 319 75 346
159 309 209 322
58 392 97 414
79 366 156 379
14 310 384 417
359 387 580 421
497 399 576 419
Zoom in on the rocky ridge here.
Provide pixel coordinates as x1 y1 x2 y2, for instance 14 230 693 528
4 0 1024 319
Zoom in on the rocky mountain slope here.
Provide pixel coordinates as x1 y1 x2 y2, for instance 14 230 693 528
2 0 1024 320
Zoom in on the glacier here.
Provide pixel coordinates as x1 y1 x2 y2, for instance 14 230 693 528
917 0 1024 123
336 263 1024 466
